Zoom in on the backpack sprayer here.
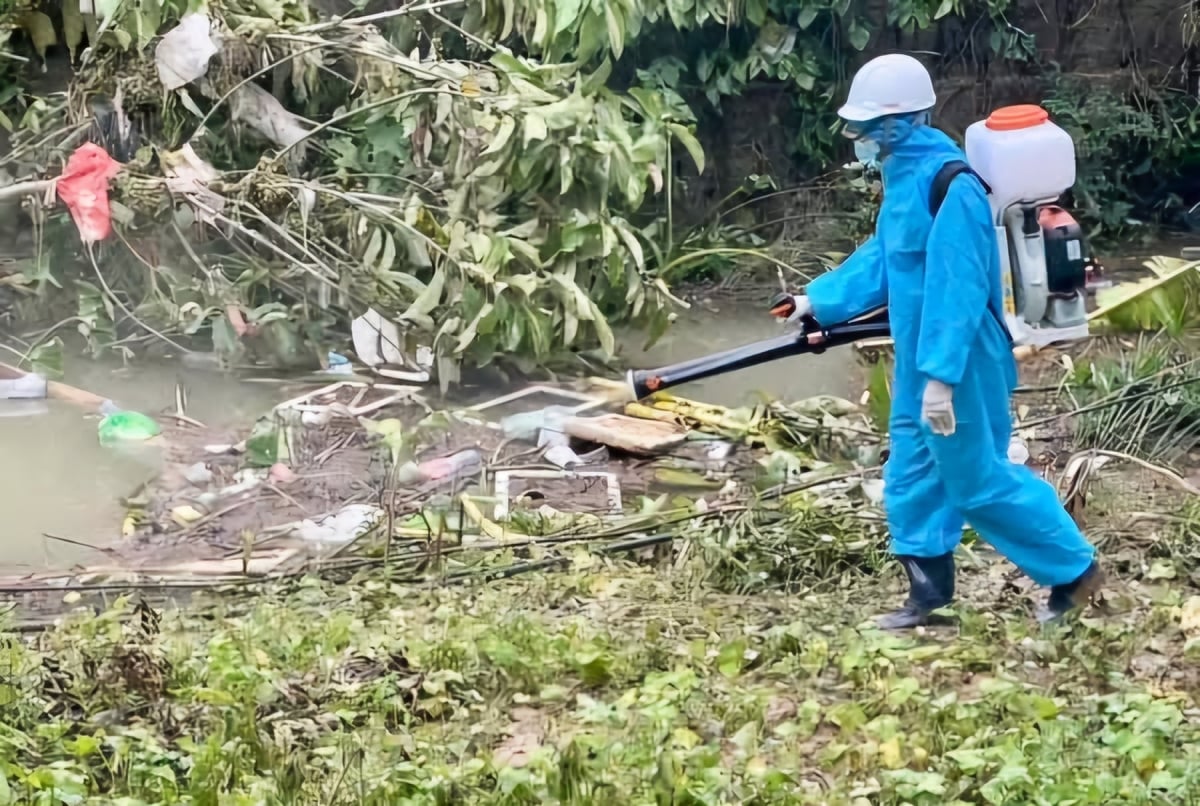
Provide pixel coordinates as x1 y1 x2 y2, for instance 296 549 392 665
625 104 1095 402
966 104 1097 346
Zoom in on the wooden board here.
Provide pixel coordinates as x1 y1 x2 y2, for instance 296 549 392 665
563 413 687 456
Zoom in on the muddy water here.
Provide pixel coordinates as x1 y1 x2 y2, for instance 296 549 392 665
619 299 861 407
0 357 278 570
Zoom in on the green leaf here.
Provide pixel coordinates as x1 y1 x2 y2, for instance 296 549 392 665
363 227 383 271
613 219 645 270
553 0 584 34
934 0 955 19
605 5 626 59
797 7 819 29
378 231 397 273
717 639 747 678
588 298 615 356
866 358 892 433
654 467 723 490
667 123 705 175
523 112 548 146
581 58 613 96
245 416 280 467
455 302 495 354
27 336 64 380
483 115 517 156
848 21 871 51
400 267 446 328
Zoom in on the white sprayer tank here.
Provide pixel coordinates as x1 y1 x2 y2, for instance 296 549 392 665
964 105 1076 212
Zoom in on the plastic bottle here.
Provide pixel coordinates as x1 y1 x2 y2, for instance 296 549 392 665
500 405 574 442
964 105 1076 210
415 449 482 482
98 410 162 444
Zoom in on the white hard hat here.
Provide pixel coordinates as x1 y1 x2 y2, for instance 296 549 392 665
838 54 936 123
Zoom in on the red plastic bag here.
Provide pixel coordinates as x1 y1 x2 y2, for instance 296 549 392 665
56 143 122 245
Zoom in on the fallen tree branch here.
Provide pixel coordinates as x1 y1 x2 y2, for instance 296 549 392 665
0 179 54 204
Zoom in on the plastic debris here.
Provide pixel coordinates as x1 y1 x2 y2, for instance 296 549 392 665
704 441 734 467
161 142 224 223
98 410 161 444
182 462 213 485
269 463 297 484
0 372 47 399
493 469 622 520
230 82 310 155
57 143 122 245
500 404 575 442
418 449 482 482
170 505 204 526
469 385 605 414
543 444 582 468
352 308 405 367
293 504 383 545
154 13 219 90
350 308 433 382
274 381 422 420
1007 436 1031 465
321 351 354 376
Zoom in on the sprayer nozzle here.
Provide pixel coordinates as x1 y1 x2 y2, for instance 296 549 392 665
625 369 639 402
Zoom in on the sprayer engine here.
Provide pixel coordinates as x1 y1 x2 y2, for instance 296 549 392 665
966 105 1092 348
1001 202 1092 345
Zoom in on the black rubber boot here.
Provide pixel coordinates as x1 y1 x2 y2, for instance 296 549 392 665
1040 561 1104 623
875 553 956 630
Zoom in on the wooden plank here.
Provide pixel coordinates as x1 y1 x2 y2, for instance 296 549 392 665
563 413 687 456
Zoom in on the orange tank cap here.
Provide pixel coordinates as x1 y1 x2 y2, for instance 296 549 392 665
985 105 1050 131
1037 205 1076 229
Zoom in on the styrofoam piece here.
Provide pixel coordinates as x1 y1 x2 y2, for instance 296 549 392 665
273 381 421 418
468 385 606 415
492 469 622 521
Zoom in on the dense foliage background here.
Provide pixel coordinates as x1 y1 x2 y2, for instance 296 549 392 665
0 0 1196 377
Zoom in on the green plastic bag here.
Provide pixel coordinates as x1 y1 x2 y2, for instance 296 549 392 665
98 410 161 444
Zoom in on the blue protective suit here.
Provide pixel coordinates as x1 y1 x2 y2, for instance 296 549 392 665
806 125 1095 587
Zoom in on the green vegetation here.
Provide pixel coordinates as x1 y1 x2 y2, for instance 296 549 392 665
5 527 1200 805
0 0 1195 376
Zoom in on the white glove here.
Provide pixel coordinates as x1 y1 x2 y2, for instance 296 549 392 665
921 380 956 436
780 294 812 324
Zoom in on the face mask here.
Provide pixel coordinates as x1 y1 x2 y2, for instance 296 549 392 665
854 139 880 170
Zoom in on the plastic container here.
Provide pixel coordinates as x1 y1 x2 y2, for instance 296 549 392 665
964 105 1076 210
0 372 47 399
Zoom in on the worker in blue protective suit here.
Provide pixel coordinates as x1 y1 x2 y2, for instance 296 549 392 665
777 54 1102 628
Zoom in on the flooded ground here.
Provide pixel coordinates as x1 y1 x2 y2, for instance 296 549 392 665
0 299 859 573
0 233 1194 573
0 357 279 570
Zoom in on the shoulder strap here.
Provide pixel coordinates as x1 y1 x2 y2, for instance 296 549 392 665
929 160 992 217
927 160 1012 346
